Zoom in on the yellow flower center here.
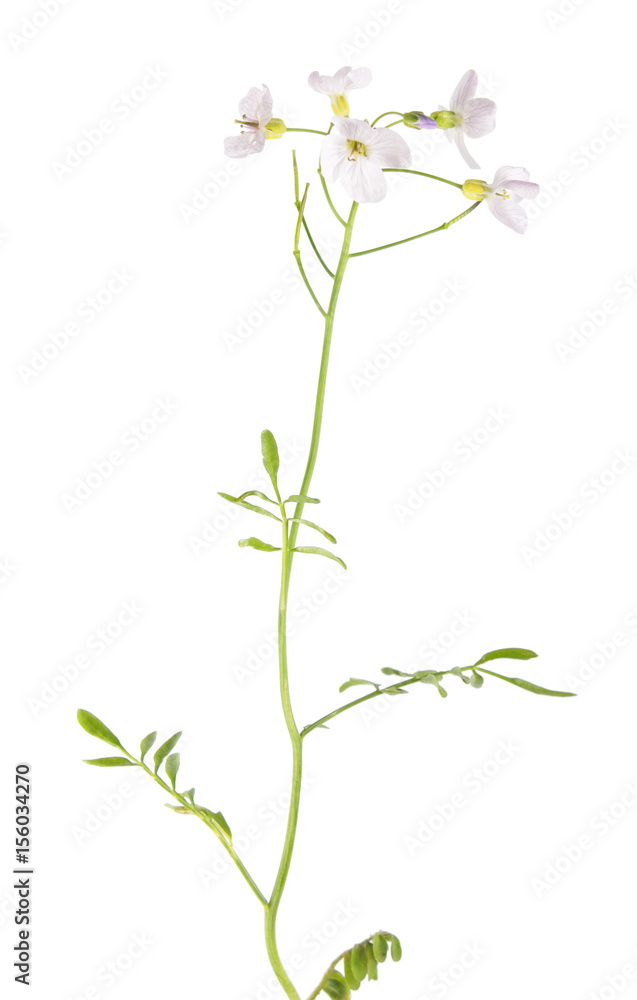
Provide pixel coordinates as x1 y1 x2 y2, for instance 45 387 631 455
347 139 367 161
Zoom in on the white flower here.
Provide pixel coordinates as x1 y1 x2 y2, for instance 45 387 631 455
462 167 540 234
320 117 411 203
432 69 496 169
225 85 285 158
308 66 372 116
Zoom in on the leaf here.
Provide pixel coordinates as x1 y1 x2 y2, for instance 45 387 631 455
381 667 412 677
384 685 408 696
237 490 277 505
365 942 378 981
77 710 125 751
182 788 195 802
390 934 402 961
292 546 347 570
418 674 447 698
83 757 137 767
284 494 320 505
165 804 191 814
289 518 336 543
154 732 182 774
218 493 282 522
477 667 576 697
474 648 538 666
200 807 232 841
261 430 280 492
140 731 157 761
372 933 388 963
165 753 180 789
450 667 471 684
470 670 484 688
338 678 379 693
343 952 361 989
238 537 281 552
351 943 368 982
324 971 350 1000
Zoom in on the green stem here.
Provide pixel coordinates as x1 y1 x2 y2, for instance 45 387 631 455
287 127 329 136
383 167 463 189
318 167 346 226
349 201 481 258
293 184 326 317
263 202 359 1000
370 111 403 126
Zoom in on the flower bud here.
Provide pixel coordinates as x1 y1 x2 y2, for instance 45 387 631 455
430 109 460 130
403 112 437 130
265 118 287 139
462 179 488 201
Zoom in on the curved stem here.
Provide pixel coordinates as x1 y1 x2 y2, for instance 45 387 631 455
318 166 346 226
349 201 481 258
287 127 328 136
263 202 359 1000
294 184 326 316
383 167 463 189
370 111 403 126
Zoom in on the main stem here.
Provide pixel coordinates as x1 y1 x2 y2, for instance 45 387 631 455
264 201 359 1000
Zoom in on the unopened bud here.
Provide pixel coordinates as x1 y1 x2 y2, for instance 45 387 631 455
462 179 488 201
430 109 459 130
265 118 287 139
403 112 437 130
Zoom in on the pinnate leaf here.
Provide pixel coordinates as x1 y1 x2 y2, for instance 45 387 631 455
84 757 137 767
140 731 157 761
77 710 125 750
474 648 537 666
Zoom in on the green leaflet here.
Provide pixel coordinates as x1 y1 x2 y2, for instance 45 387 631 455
83 757 137 767
324 970 350 1000
365 942 378 980
390 934 402 961
288 518 336 543
140 731 157 761
284 494 320 504
343 952 360 989
165 804 191 814
372 932 388 963
200 807 232 841
218 493 282 522
470 670 484 688
182 788 195 802
380 667 412 677
236 489 277 504
154 732 182 774
77 710 125 751
418 673 447 698
261 430 280 494
165 753 180 790
238 537 281 552
477 667 575 697
351 943 368 981
449 666 471 684
338 678 379 693
292 546 347 570
473 647 538 666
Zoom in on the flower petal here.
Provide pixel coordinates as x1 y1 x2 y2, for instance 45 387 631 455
487 197 529 234
450 69 477 112
224 129 265 158
365 126 412 168
320 132 351 181
493 165 530 186
308 71 334 95
453 130 480 169
238 85 271 123
346 66 372 91
330 116 370 141
505 180 540 200
339 157 387 202
462 97 496 138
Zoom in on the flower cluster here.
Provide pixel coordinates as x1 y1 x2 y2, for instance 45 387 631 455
224 67 540 234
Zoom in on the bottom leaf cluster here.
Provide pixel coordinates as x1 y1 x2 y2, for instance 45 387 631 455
322 931 401 999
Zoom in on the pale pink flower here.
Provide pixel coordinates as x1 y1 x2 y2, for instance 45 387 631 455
308 66 372 116
463 166 540 234
320 117 411 203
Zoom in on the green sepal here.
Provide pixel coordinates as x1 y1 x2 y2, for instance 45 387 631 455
165 752 180 789
292 546 346 570
153 732 182 774
261 430 280 494
83 757 137 767
77 710 125 751
140 731 157 761
288 518 336 543
238 537 281 552
473 648 538 666
218 493 282 522
338 678 379 693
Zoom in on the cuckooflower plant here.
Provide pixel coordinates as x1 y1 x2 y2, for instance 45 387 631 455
79 65 567 1000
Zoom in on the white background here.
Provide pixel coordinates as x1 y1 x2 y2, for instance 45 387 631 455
2 1 636 999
